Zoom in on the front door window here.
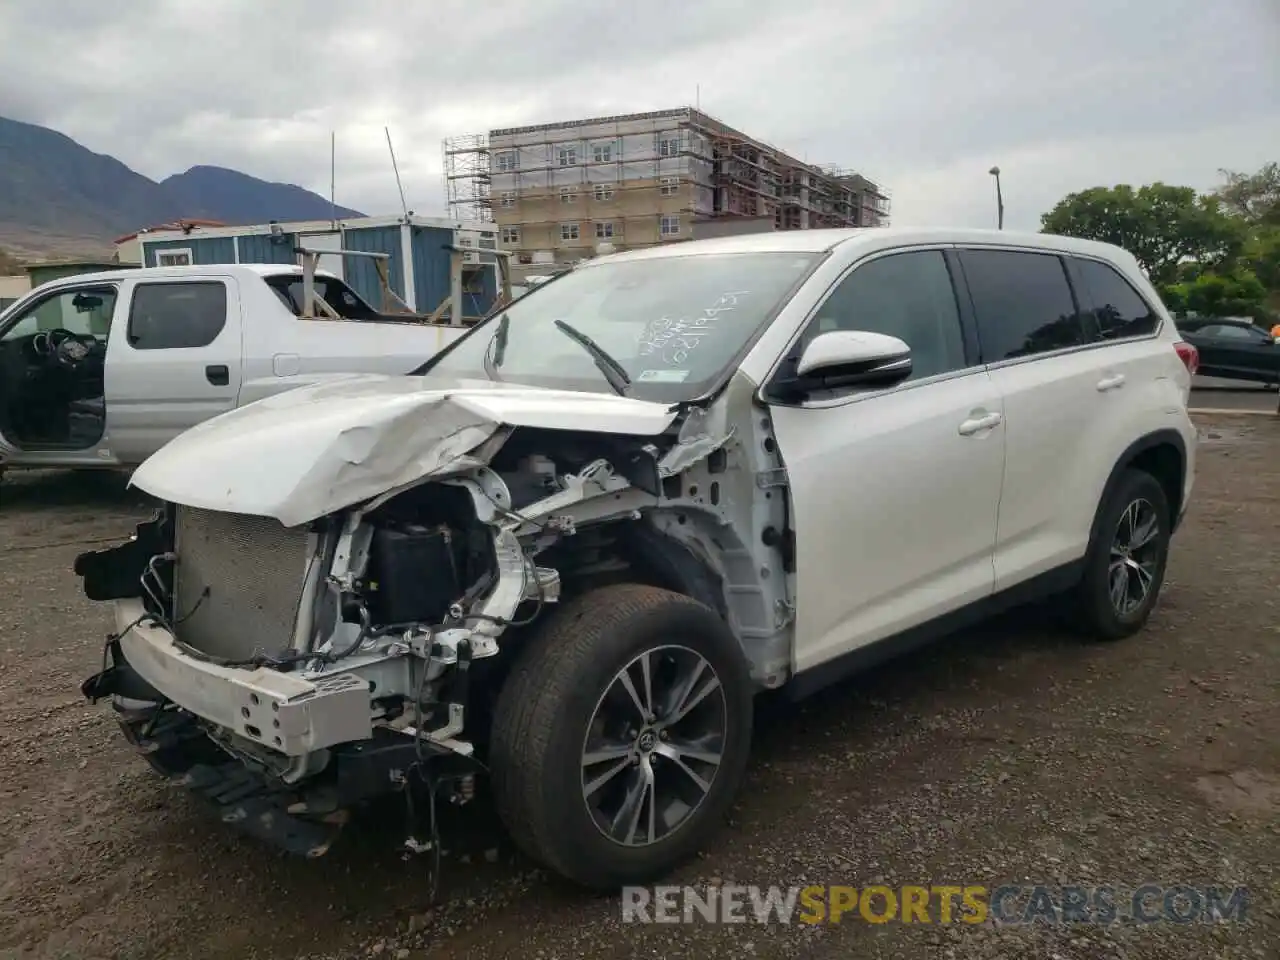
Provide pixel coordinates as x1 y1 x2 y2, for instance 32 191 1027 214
1 286 118 343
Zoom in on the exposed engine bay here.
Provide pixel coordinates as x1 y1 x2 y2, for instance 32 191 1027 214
76 408 794 862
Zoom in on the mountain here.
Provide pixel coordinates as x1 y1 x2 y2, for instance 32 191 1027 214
162 166 361 226
0 116 363 258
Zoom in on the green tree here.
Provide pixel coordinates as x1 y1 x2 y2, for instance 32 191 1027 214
1163 268 1267 319
1213 164 1280 316
1214 162 1280 226
1241 227 1280 293
1040 183 1244 287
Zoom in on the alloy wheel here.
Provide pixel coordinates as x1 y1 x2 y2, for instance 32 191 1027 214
580 645 727 847
1108 497 1161 616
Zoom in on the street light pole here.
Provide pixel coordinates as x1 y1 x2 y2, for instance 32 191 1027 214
989 166 1004 230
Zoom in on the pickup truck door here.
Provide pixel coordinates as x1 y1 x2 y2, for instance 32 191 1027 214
0 281 122 465
0 304 16 458
104 276 243 465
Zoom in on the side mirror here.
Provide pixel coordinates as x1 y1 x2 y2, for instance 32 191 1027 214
774 330 912 397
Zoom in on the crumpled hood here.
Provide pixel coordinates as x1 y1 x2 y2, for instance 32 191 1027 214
130 373 679 526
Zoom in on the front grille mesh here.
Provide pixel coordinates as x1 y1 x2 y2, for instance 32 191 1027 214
173 507 312 662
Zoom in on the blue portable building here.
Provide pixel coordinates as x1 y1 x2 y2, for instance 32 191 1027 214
135 214 500 317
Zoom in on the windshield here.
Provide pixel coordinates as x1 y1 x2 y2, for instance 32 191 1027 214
415 252 822 402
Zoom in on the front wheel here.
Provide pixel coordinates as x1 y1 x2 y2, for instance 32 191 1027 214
1073 468 1172 641
489 583 754 889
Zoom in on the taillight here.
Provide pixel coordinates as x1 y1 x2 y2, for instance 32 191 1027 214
1174 340 1199 376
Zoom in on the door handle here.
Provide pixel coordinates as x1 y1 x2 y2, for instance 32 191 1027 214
205 364 229 386
958 411 1002 436
1096 374 1126 391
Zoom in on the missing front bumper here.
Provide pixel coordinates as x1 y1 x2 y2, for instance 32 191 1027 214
109 598 374 757
107 694 461 859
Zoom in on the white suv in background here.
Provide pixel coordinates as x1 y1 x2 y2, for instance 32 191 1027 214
79 228 1198 889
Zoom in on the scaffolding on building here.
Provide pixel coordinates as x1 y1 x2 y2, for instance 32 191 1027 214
472 113 710 256
442 132 493 222
442 107 891 259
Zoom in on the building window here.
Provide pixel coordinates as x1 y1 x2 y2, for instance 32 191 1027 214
500 191 516 207
592 143 613 163
660 215 680 237
155 248 193 267
495 151 517 172
659 137 680 157
660 177 679 197
560 186 577 204
593 183 615 201
560 223 580 241
595 222 615 240
558 147 578 166
501 227 520 244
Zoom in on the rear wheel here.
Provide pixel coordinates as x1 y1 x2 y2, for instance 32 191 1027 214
489 583 754 889
1073 468 1171 641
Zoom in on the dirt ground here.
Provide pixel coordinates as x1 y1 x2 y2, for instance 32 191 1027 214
1 413 1277 960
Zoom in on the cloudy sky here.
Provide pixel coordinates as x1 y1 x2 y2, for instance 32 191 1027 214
1 0 1277 231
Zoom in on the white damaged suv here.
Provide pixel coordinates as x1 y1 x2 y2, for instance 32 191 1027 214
77 228 1198 889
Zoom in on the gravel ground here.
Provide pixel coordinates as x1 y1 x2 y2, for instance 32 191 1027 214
1 413 1277 960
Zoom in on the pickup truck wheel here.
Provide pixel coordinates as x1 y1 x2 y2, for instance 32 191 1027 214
1073 468 1171 641
489 583 753 889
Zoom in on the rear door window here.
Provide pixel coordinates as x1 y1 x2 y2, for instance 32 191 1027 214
1073 258 1159 340
958 249 1085 362
127 282 227 350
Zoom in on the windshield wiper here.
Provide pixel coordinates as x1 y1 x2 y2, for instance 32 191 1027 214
552 319 631 396
482 312 510 380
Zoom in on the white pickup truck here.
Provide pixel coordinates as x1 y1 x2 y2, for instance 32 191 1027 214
0 263 468 479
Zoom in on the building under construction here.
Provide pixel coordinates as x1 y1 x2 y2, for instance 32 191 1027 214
442 107 890 273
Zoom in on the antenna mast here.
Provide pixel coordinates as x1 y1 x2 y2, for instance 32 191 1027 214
329 131 337 226
385 126 409 220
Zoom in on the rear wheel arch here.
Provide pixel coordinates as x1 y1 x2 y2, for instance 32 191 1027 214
1088 430 1186 551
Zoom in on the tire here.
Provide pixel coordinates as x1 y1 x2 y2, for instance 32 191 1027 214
489 583 754 890
1073 468 1172 641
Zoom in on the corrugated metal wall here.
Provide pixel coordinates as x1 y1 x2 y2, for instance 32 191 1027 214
237 233 298 264
343 226 404 307
412 227 499 317
411 226 452 315
143 237 236 266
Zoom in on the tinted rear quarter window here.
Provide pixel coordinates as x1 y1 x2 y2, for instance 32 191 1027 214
1074 258 1158 340
128 282 228 350
959 249 1083 362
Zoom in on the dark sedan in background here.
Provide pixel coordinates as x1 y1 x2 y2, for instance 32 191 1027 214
1177 318 1280 388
